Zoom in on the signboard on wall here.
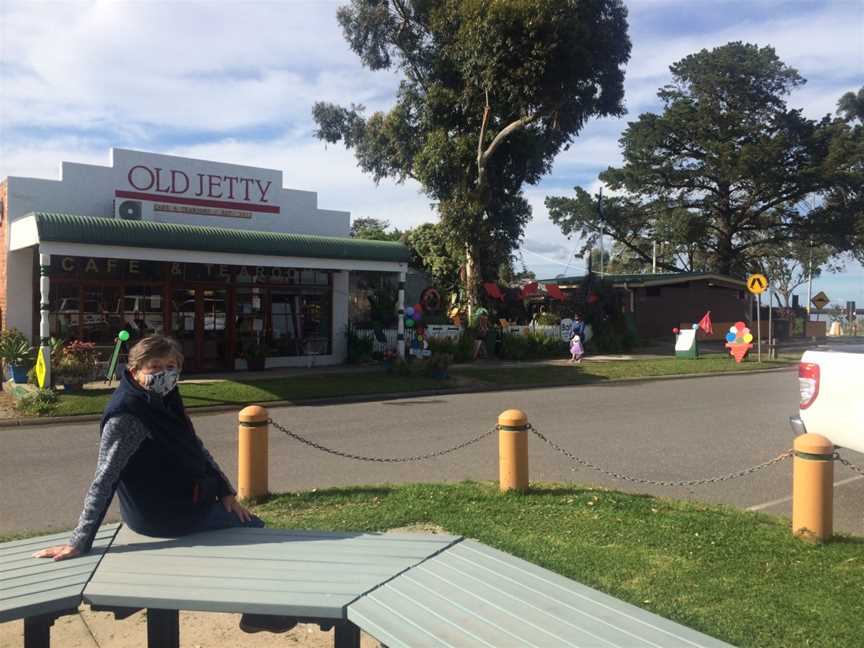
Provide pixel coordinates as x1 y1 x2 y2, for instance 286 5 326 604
111 149 281 219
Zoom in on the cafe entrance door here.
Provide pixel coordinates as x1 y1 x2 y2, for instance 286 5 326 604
171 287 231 372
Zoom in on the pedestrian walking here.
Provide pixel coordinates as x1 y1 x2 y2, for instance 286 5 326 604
473 310 490 360
569 313 585 364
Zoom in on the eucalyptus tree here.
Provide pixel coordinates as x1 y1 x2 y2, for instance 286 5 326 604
313 0 631 312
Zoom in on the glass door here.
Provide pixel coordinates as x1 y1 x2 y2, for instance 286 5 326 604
171 289 198 370
200 288 228 371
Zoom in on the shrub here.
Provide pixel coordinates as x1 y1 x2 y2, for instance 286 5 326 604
346 327 375 364
427 334 473 363
15 389 59 416
500 332 568 361
54 340 98 383
416 353 453 378
534 311 561 326
0 328 35 373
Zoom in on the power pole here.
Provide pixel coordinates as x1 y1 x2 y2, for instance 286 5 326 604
652 240 657 274
597 188 604 277
806 241 813 318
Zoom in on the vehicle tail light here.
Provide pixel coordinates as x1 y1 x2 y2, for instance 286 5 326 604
799 362 820 409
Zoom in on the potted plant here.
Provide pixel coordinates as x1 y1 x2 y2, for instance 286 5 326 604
0 336 34 384
242 339 270 371
53 340 98 391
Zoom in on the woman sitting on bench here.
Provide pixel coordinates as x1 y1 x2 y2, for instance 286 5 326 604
33 335 295 634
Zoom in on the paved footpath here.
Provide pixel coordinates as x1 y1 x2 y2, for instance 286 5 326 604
3 370 863 538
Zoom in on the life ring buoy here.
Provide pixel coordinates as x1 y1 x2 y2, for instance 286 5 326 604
420 287 442 312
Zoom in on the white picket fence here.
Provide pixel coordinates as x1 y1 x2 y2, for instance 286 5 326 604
353 322 569 353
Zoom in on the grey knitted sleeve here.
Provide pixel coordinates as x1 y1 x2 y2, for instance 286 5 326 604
68 415 149 552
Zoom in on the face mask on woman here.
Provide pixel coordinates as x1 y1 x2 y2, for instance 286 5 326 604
143 369 180 396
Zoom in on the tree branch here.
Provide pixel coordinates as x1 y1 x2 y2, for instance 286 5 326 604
477 90 491 167
480 113 537 167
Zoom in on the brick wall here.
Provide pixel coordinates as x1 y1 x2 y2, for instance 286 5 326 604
0 179 7 330
631 280 749 339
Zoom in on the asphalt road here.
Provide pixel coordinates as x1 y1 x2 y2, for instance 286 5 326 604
4 368 863 537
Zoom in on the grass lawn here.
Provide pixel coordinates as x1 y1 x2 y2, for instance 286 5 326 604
4 481 859 646
31 355 794 417
455 355 795 386
51 373 452 417
250 481 860 648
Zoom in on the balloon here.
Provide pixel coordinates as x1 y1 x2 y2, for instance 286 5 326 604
725 332 736 342
405 318 415 328
672 328 679 334
743 333 753 343
729 326 737 334
692 323 699 329
413 303 423 315
405 307 415 316
413 311 422 322
735 321 746 330
118 330 130 342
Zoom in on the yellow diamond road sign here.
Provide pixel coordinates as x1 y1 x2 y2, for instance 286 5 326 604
747 273 768 295
811 291 830 310
35 347 47 388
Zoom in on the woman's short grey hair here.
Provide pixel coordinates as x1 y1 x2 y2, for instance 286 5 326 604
127 335 184 371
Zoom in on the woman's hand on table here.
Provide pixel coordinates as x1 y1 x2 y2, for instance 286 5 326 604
221 495 253 523
32 545 81 561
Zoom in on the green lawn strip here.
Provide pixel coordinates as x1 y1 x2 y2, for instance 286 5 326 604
455 356 794 386
253 481 861 648
4 482 860 647
51 373 453 417
40 356 794 418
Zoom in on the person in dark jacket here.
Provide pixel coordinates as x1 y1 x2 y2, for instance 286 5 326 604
33 335 293 634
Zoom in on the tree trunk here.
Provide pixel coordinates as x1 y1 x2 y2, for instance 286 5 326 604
464 243 479 321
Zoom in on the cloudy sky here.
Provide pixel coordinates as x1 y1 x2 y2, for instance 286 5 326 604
1 0 862 305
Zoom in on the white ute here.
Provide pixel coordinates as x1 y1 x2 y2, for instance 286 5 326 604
791 346 864 454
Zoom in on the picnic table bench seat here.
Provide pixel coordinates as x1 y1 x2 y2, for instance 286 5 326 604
2 524 736 648
348 540 735 648
0 524 120 648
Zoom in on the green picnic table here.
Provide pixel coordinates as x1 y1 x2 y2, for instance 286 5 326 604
2 523 736 648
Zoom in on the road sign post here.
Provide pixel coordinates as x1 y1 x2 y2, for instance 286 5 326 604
757 293 761 362
768 287 773 359
747 274 768 363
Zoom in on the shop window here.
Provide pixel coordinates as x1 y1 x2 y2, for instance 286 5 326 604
121 285 164 342
171 289 197 362
49 284 80 342
268 289 331 356
236 288 266 355
80 286 123 347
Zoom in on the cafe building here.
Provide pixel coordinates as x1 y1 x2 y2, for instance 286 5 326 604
1 148 410 373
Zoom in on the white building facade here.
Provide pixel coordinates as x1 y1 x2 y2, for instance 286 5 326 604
1 148 409 373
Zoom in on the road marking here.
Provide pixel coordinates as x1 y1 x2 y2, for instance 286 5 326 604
747 474 864 511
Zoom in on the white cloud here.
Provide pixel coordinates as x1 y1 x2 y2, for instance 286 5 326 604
1 0 859 294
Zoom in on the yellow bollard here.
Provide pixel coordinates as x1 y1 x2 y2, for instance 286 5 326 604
792 433 834 543
238 405 269 500
498 409 529 492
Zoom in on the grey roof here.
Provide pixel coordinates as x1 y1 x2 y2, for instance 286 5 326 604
540 272 746 287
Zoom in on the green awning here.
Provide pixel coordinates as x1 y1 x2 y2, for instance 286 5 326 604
30 212 410 263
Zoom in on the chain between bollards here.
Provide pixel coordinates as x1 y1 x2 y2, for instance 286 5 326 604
269 417 497 463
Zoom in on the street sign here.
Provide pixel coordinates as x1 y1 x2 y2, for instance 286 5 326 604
35 347 47 388
747 274 768 294
811 291 830 310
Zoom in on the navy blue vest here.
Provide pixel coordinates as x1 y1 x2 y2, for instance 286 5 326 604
101 370 211 537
